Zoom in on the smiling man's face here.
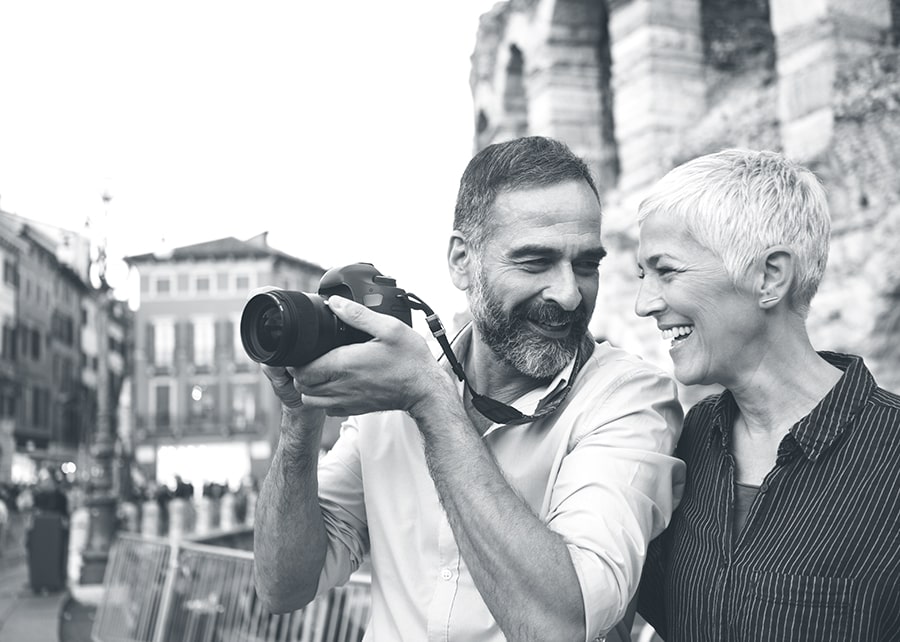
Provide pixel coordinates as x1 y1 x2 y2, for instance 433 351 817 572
467 179 605 380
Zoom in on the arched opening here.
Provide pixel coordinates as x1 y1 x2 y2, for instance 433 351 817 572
475 109 492 151
597 0 620 190
701 0 775 74
892 0 900 45
476 110 489 136
502 44 529 138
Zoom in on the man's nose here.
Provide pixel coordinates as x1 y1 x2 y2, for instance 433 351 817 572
543 267 582 312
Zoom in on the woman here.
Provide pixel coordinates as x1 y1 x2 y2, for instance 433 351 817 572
634 149 900 641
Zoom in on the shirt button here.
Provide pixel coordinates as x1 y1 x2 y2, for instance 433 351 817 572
440 568 453 581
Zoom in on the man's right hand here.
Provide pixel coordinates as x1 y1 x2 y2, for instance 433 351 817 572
261 365 304 409
261 365 326 450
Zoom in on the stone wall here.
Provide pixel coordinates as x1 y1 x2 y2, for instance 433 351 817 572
470 0 900 400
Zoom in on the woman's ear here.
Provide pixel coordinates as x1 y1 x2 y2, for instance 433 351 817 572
447 231 473 291
756 245 795 309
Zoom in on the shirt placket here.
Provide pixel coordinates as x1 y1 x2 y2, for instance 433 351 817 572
723 437 797 641
426 510 462 642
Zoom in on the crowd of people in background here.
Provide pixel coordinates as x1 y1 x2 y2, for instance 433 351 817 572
0 466 260 557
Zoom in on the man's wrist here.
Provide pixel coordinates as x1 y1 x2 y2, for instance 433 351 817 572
407 367 462 426
278 405 324 463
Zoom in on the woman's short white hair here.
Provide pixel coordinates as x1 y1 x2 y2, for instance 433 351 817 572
637 148 831 317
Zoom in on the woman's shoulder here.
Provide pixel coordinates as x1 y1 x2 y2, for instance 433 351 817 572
678 392 729 449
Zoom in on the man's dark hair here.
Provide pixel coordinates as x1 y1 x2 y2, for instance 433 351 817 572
453 136 601 249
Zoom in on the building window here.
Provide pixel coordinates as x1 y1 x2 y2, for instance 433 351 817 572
188 383 216 424
156 277 171 295
2 259 19 287
217 273 229 292
29 386 49 429
0 385 16 419
196 276 210 293
154 383 171 429
31 328 40 360
140 275 150 294
153 320 175 366
236 274 250 291
233 313 252 365
177 273 190 293
193 317 215 367
1 322 16 361
230 382 257 430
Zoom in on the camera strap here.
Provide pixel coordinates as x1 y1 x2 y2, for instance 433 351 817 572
404 292 582 426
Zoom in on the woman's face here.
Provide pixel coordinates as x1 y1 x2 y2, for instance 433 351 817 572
635 211 764 387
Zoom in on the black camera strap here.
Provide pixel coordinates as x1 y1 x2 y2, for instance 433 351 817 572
403 292 582 426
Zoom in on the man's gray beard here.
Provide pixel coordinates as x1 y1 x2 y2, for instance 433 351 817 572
468 269 587 380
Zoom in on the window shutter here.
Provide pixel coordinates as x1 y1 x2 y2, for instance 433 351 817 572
186 321 195 364
146 323 155 365
223 320 234 357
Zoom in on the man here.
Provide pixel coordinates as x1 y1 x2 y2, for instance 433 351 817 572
253 136 684 641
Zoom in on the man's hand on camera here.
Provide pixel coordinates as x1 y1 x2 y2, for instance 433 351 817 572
262 364 326 451
289 295 452 417
262 365 305 409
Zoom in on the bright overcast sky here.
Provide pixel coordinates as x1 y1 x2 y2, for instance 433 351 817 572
0 1 499 318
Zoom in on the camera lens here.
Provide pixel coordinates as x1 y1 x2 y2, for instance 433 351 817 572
240 290 338 367
257 306 284 352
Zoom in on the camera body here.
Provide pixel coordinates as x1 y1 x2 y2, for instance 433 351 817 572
240 263 412 367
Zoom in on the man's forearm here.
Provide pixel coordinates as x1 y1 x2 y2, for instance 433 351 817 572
412 393 586 641
253 407 328 613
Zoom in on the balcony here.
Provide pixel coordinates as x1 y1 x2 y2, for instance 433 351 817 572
134 413 270 441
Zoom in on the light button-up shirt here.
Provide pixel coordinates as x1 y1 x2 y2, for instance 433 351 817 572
314 332 684 641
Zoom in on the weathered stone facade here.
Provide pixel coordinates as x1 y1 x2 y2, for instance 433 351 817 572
471 0 900 402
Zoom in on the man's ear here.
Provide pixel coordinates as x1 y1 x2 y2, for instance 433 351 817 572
447 231 473 291
755 245 795 309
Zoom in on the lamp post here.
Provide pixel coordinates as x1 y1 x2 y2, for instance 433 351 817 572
80 190 117 584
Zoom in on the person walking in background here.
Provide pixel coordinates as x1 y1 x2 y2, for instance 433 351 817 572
33 468 68 516
635 149 900 641
253 136 685 641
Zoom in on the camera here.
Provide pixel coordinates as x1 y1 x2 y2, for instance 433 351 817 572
240 263 413 367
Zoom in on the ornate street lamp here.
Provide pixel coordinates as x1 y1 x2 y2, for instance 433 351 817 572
80 190 117 584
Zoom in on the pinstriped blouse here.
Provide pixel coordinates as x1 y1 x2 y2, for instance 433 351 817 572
638 352 900 642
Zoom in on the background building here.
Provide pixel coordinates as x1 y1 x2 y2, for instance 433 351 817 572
471 0 900 403
124 232 334 493
0 214 24 481
0 209 128 484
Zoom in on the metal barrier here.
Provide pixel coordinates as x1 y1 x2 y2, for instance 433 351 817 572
93 533 371 642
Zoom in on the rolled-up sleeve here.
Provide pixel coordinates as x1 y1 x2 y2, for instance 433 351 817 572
314 419 371 597
546 364 685 641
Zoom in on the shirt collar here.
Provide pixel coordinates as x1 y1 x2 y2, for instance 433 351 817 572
791 351 876 460
441 322 585 421
707 352 876 460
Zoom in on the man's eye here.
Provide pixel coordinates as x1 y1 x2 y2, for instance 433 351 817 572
522 258 551 270
574 261 600 275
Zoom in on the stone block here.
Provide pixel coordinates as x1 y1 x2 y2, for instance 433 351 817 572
778 57 837 120
610 0 701 42
769 0 829 35
781 107 834 160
